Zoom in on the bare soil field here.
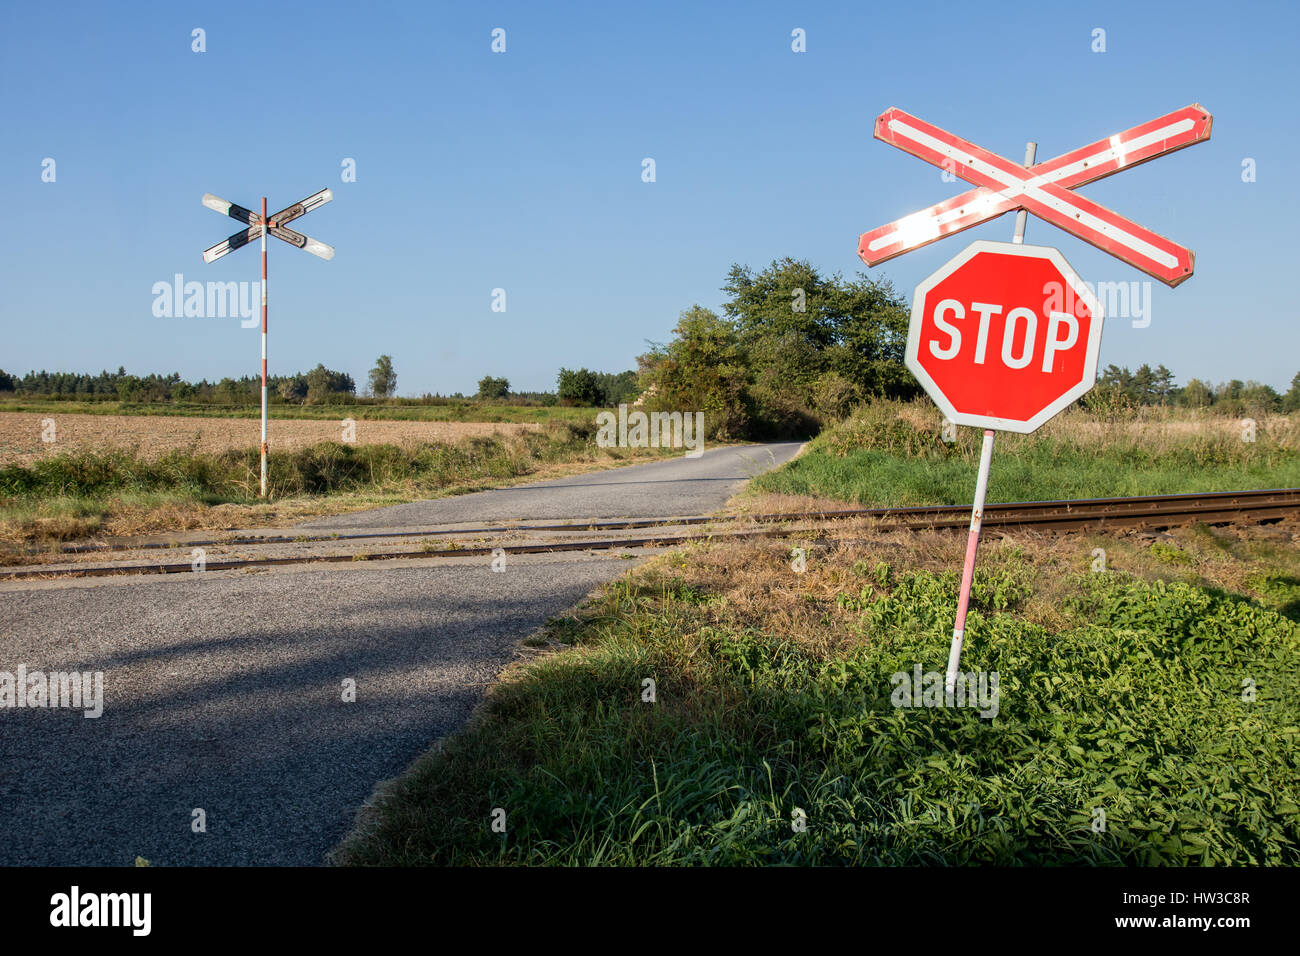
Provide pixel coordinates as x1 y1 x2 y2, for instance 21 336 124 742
0 412 543 465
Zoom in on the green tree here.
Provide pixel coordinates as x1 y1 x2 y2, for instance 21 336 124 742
721 258 915 424
1239 381 1281 412
1181 378 1213 408
277 375 307 403
557 368 604 406
594 370 639 406
476 376 510 400
1284 372 1300 412
305 364 356 403
638 306 751 439
115 375 142 402
1131 364 1156 403
368 355 397 398
1150 364 1176 404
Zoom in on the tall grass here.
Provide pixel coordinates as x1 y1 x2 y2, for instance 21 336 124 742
753 400 1300 505
0 429 590 501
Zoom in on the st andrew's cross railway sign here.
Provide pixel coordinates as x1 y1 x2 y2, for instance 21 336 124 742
201 189 335 264
200 188 335 498
858 104 1212 287
854 105 1211 692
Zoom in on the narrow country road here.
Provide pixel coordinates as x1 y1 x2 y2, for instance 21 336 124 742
0 442 801 866
298 441 801 529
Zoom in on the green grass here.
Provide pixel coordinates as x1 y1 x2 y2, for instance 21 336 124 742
751 401 1300 506
335 551 1300 866
0 398 598 424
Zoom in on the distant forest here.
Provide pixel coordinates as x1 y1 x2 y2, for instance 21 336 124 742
0 364 637 407
1 360 1296 414
2 361 1297 414
1095 364 1300 414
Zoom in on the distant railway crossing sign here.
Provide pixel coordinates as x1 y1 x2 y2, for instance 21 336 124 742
200 188 335 497
201 189 334 263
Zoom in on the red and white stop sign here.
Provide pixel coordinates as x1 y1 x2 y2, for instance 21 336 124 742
905 240 1104 433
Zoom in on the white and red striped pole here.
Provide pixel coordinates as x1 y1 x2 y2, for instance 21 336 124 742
260 196 269 499
944 141 1036 697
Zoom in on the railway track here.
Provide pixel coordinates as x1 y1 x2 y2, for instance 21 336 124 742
3 488 1297 582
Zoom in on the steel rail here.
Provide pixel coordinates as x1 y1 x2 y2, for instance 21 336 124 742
4 489 1296 582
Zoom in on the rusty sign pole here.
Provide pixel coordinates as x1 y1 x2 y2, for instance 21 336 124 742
200 188 335 499
943 141 1036 696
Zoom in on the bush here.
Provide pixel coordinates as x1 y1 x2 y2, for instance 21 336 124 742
557 368 604 406
476 376 510 400
809 372 863 423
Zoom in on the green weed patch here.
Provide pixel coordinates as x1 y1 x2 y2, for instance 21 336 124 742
337 562 1299 866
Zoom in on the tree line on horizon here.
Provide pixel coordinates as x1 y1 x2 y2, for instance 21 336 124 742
4 263 1298 423
1094 363 1300 414
0 361 635 408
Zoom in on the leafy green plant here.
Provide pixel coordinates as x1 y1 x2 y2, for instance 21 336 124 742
337 564 1300 866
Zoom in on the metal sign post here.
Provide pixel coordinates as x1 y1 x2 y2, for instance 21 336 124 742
944 142 1034 697
260 197 268 498
200 188 335 498
856 105 1211 691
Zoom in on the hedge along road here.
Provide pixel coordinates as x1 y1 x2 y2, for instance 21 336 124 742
0 441 802 866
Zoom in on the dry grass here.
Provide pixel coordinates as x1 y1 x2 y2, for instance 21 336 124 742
0 411 543 466
0 442 689 557
647 493 1300 659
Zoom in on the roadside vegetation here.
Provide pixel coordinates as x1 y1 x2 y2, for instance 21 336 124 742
637 259 915 440
0 424 681 549
752 400 1300 506
335 518 1300 866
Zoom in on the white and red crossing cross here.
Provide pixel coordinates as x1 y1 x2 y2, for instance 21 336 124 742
858 104 1212 287
201 189 335 263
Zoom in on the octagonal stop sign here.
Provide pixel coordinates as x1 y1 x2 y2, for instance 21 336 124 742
906 240 1104 433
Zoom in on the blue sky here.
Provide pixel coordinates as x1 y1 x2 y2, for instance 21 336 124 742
2 0 1296 395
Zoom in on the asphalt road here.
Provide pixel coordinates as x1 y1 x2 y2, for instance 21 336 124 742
0 441 801 866
299 441 803 529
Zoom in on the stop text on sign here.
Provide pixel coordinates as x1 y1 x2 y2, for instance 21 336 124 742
905 241 1104 433
926 299 1080 374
